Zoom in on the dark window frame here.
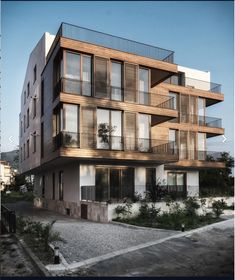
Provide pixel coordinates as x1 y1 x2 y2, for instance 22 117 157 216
59 171 64 201
27 82 30 97
33 64 37 83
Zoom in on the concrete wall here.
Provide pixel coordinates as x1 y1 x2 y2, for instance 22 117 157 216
134 167 146 196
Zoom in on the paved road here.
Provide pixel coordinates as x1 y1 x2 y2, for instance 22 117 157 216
65 219 234 277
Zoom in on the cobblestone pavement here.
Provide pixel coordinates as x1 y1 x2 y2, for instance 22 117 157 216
5 202 178 263
62 219 234 277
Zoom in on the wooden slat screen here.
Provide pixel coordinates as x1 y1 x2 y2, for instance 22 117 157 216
125 112 136 150
124 63 137 103
81 106 95 148
95 57 109 99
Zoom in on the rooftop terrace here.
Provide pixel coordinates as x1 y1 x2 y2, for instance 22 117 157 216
56 22 174 63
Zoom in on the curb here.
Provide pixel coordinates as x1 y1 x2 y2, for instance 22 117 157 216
45 218 234 273
15 234 51 277
110 220 180 232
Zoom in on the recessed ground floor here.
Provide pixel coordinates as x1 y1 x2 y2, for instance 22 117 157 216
33 162 200 222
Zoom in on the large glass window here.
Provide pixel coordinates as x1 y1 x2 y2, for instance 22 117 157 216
82 56 91 96
138 114 150 152
64 52 81 94
139 68 149 105
198 132 206 160
95 168 109 201
169 129 178 152
169 92 178 110
198 98 205 126
61 104 79 147
97 109 122 150
167 172 186 195
111 62 122 101
59 171 64 201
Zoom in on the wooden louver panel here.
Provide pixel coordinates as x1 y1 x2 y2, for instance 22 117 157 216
124 63 137 103
95 57 109 99
125 112 136 151
81 107 95 148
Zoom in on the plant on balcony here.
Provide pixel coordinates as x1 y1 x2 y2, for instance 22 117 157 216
98 123 117 146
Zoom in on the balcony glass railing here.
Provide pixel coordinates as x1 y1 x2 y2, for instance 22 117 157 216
180 149 224 161
54 78 176 110
53 131 178 156
164 75 221 93
58 22 174 63
180 114 222 128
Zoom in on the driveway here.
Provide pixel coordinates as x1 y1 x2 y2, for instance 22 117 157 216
62 219 234 277
5 202 178 263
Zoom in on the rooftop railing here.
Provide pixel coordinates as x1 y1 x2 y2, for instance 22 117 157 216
164 74 222 93
54 78 176 110
59 22 174 63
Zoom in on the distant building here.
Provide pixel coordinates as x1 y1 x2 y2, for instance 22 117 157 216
19 23 225 222
0 160 15 190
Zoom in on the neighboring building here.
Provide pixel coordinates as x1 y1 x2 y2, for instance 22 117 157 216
19 23 225 221
0 160 15 189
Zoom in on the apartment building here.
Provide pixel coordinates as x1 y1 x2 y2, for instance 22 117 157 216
19 23 225 222
0 161 14 190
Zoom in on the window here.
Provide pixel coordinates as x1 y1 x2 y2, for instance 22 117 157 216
82 55 92 96
60 104 79 147
52 173 55 200
41 122 44 158
167 172 186 195
198 98 205 126
95 57 109 98
24 91 26 104
111 61 122 101
33 98 36 118
95 167 134 202
198 132 206 160
169 129 178 152
59 171 64 201
97 109 122 150
33 65 37 83
20 120 23 137
23 143 26 160
139 68 149 105
20 147 23 162
42 175 45 198
169 91 178 110
27 139 29 158
146 168 156 193
24 115 26 132
27 108 29 128
27 82 30 97
33 132 36 153
64 51 81 94
41 80 44 116
138 114 150 152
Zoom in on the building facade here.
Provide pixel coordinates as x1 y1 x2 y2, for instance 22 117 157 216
19 23 225 221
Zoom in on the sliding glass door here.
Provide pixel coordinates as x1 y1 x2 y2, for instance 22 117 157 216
139 68 149 105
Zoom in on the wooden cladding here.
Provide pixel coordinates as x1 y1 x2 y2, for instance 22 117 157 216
125 112 136 150
81 106 96 148
124 63 137 103
95 57 109 98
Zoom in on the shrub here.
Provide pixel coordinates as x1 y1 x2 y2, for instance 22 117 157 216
115 203 132 219
132 192 142 203
138 202 160 225
212 199 227 218
183 197 200 217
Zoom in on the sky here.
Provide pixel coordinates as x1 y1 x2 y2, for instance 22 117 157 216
1 1 234 155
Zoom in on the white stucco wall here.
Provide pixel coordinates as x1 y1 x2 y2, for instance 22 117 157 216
178 65 211 91
186 171 199 197
134 167 146 196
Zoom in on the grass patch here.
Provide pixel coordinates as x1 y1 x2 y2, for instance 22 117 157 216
1 191 34 203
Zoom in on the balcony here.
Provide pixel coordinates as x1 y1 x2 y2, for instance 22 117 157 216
53 131 178 158
180 149 225 161
164 74 221 94
54 78 176 110
57 22 174 63
179 114 222 128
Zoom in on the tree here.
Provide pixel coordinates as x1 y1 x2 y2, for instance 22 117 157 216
199 151 234 196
